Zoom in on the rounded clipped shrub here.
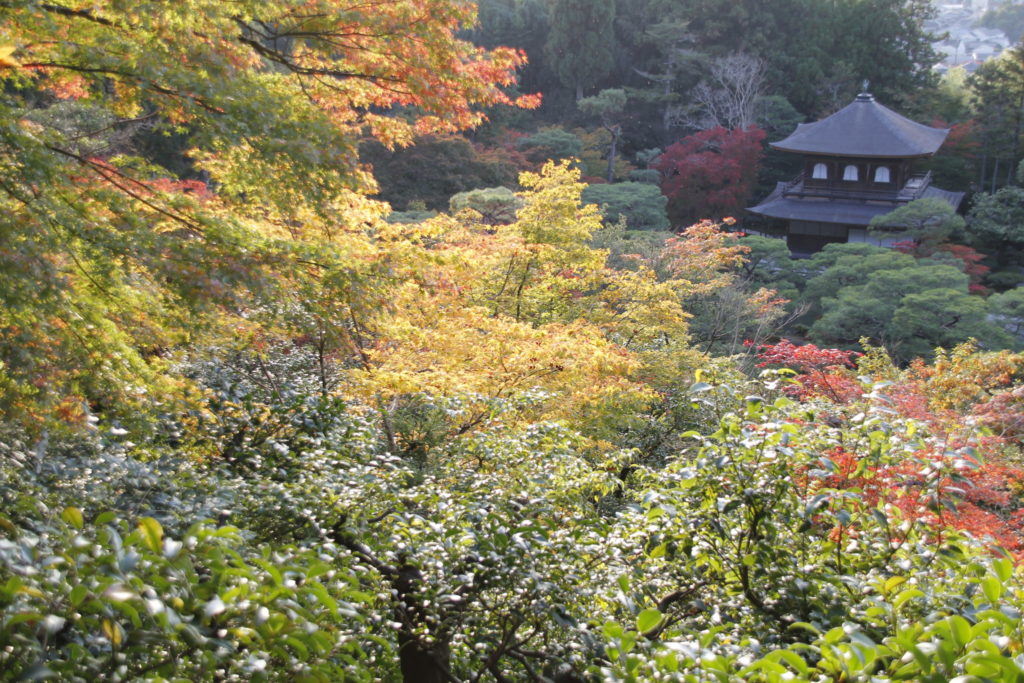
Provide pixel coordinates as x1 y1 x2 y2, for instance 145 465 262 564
515 127 583 163
581 181 670 231
628 168 661 184
449 186 522 224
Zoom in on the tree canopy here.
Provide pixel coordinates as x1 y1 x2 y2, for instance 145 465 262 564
654 126 765 226
0 0 537 425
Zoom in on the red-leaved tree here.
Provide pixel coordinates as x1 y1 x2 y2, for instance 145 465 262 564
751 339 862 404
654 126 766 227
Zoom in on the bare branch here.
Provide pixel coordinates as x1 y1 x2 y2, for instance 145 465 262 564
675 53 766 131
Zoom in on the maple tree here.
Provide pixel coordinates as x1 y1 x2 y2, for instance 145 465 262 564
337 162 726 447
751 338 1024 564
752 339 862 404
0 0 538 426
653 125 766 226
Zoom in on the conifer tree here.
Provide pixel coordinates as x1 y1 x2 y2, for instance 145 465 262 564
544 0 616 101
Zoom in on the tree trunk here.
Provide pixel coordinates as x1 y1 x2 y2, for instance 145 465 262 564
575 82 583 102
396 565 452 683
398 634 451 683
606 125 620 183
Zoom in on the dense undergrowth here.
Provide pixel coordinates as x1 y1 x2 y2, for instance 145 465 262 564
4 338 1024 681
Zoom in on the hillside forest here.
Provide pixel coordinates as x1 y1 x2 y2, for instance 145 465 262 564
4 1 1024 681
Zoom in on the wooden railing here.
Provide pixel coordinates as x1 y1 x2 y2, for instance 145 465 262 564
780 171 932 202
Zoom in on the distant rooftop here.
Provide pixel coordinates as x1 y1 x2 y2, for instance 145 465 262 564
771 92 950 159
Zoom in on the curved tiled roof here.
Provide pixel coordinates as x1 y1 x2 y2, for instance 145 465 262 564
771 93 950 158
747 182 965 226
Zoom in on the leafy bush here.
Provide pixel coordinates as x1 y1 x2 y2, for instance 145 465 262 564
515 127 583 163
581 181 670 231
797 244 1010 361
990 287 1024 347
361 135 520 210
628 168 661 184
386 209 438 224
597 373 1024 680
4 350 1024 680
448 186 522 224
0 513 381 680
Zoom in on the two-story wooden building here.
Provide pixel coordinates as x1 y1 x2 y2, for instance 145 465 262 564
747 90 965 255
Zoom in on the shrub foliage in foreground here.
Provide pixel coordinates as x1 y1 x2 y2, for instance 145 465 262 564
3 352 1024 681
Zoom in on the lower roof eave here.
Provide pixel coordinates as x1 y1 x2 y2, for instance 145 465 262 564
747 185 965 227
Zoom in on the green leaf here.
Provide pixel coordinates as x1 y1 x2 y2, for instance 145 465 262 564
965 654 1023 676
947 615 971 649
94 511 117 526
69 584 88 607
993 557 1014 583
636 608 661 634
823 626 846 644
61 506 84 530
884 575 906 593
307 581 338 617
766 649 809 675
893 588 924 611
647 543 667 559
981 575 1003 604
787 622 821 635
138 517 163 553
602 621 623 640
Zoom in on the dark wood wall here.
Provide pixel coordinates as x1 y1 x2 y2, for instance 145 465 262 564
802 156 912 192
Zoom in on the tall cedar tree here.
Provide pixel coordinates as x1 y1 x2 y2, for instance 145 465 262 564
544 0 616 101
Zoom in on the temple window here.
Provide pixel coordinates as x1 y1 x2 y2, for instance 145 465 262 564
811 163 828 179
842 164 859 181
874 166 891 183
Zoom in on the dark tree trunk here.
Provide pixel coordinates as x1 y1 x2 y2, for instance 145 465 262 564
606 124 620 183
398 633 451 683
396 565 452 683
332 537 455 683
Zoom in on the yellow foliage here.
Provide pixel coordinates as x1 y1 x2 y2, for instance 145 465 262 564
351 297 649 421
332 161 701 440
908 340 1024 412
0 45 19 69
856 338 902 381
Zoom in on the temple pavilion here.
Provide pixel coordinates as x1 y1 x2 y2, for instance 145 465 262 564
747 88 964 255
